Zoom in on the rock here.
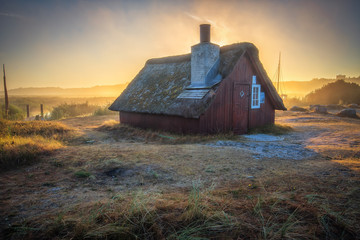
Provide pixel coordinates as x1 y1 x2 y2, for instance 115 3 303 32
289 106 308 112
336 108 359 118
309 105 321 111
346 103 359 109
309 105 319 110
326 104 344 110
310 105 328 114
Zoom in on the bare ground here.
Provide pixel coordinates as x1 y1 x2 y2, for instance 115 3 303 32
1 111 360 238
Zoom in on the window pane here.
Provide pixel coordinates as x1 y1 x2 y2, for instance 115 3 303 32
251 85 260 108
251 85 261 109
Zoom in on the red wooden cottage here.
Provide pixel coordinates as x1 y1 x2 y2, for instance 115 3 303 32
109 24 286 134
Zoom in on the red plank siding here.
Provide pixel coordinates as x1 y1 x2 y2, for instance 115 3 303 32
199 53 275 133
120 111 200 134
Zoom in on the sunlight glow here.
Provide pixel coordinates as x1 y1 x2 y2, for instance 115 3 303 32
0 0 359 89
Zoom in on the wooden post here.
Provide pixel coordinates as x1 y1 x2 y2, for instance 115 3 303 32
40 104 43 118
3 64 9 119
276 52 281 93
26 104 30 118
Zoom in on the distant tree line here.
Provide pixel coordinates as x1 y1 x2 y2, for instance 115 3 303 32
304 80 360 105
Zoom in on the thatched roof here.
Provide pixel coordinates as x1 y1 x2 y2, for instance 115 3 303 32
109 42 286 118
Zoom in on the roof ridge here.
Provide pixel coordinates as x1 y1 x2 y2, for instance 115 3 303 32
146 53 191 64
220 42 255 53
146 42 256 65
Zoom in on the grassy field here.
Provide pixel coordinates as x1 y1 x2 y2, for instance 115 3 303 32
0 120 74 170
0 112 359 239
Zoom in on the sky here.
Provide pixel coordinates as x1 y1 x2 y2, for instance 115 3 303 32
0 0 359 89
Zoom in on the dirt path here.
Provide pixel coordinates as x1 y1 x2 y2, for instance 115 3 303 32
1 111 359 231
60 114 119 141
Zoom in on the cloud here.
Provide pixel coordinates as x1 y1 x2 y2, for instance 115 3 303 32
0 12 27 21
184 12 206 23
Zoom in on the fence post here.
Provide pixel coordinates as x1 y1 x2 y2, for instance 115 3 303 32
40 104 43 118
3 64 9 119
26 104 30 118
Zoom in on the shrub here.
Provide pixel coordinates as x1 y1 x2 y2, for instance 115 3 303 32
50 102 99 120
0 104 25 120
93 104 115 116
283 97 306 108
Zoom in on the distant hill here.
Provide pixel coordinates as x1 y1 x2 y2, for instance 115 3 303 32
278 77 360 97
8 83 129 97
6 76 360 98
304 80 360 105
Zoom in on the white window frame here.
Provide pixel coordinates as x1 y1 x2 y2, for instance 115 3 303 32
251 84 261 109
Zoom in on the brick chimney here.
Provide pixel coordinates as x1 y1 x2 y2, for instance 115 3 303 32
189 24 221 89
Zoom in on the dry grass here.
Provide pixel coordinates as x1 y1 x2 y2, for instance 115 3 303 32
248 123 293 135
0 136 62 170
0 119 73 170
4 174 359 239
1 113 360 239
98 120 239 144
0 119 72 138
333 158 360 172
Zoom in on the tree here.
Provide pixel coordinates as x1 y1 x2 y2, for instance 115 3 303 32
305 80 360 105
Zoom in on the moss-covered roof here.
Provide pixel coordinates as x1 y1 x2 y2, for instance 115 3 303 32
109 42 286 118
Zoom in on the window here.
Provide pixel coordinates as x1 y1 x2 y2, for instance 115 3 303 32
251 78 261 109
